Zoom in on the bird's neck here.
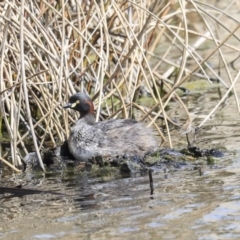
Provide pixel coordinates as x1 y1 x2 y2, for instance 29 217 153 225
80 113 95 125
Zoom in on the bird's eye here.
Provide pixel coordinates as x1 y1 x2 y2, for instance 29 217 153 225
70 100 80 108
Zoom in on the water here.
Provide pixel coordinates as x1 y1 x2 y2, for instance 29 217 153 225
0 148 239 239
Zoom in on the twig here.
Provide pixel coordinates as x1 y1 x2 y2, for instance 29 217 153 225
0 157 22 173
20 0 45 171
148 169 154 195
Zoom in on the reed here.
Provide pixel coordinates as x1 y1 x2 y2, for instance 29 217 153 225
0 0 239 171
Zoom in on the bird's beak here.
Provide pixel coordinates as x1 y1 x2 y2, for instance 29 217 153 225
63 102 72 109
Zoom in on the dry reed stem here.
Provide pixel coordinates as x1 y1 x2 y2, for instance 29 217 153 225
0 156 22 173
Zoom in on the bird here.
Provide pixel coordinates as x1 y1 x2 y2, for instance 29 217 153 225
63 92 159 162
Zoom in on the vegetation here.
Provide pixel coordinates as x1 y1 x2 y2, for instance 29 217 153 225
0 0 239 172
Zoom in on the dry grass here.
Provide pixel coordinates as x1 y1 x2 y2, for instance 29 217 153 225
0 0 240 171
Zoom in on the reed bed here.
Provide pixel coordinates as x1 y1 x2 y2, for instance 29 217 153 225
0 0 240 172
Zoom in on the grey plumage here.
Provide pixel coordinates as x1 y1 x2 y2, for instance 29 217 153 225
64 92 159 162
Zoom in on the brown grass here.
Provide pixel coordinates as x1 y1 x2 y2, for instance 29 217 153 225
0 0 239 171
